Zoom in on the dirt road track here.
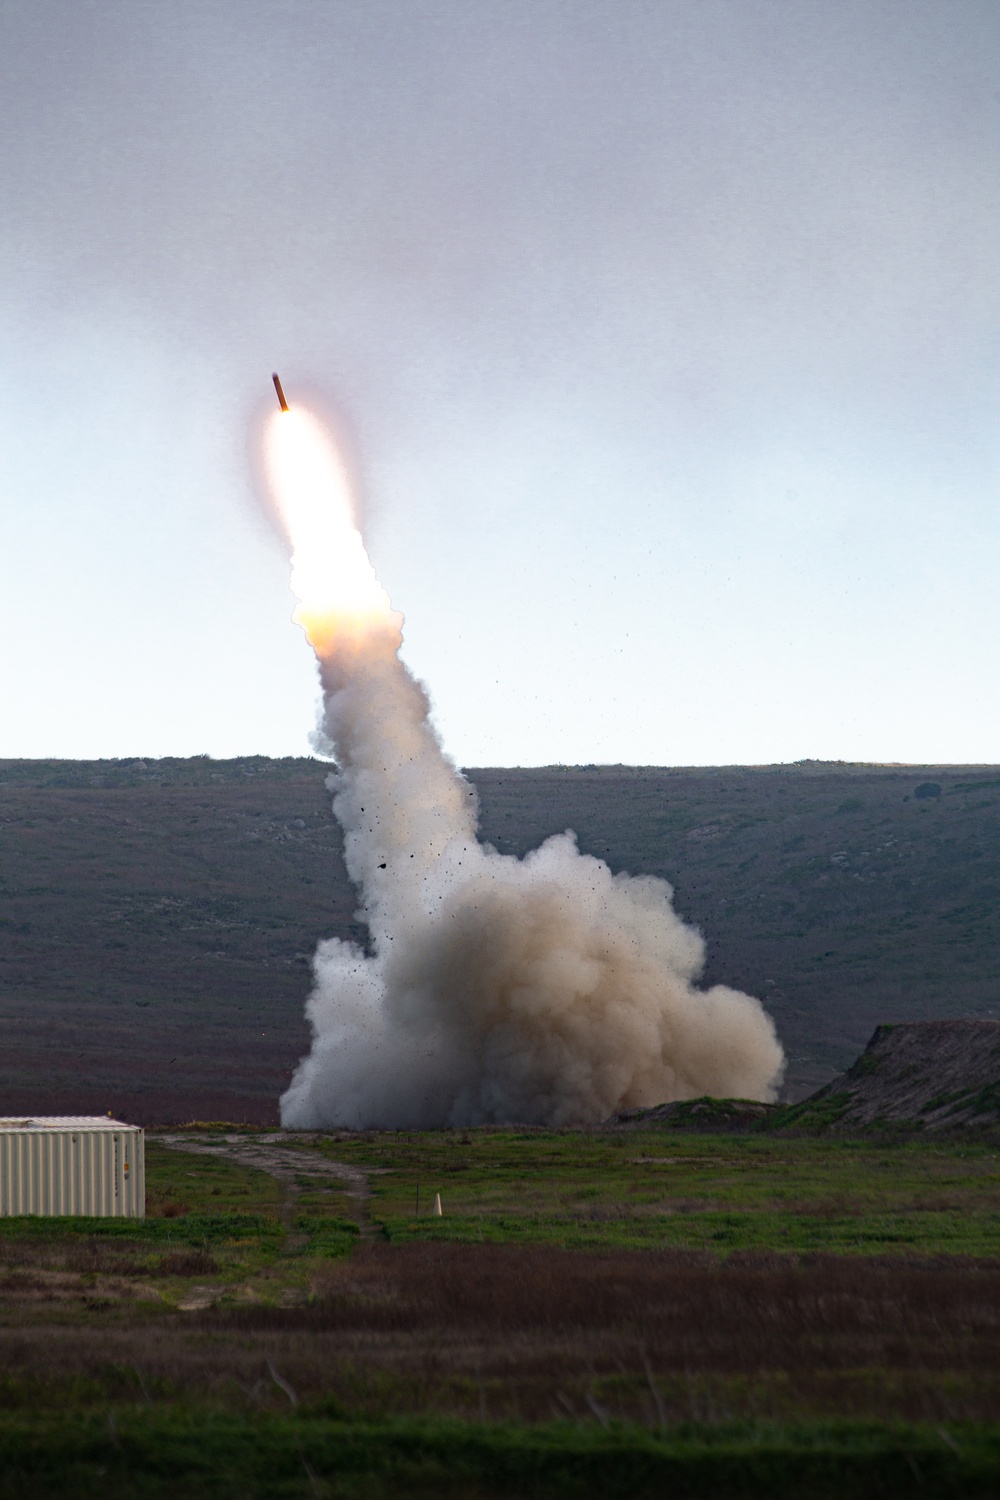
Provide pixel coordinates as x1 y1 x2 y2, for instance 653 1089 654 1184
151 1133 373 1236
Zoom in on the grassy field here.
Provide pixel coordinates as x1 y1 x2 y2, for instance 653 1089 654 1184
324 1125 1000 1256
0 1127 998 1494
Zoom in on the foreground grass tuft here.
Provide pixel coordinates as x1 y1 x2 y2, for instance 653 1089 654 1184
0 1412 997 1499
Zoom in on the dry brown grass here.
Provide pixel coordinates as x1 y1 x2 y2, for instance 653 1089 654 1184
244 1242 1000 1368
0 1243 996 1426
156 1250 220 1277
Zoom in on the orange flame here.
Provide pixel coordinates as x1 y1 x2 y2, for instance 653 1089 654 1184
263 407 397 656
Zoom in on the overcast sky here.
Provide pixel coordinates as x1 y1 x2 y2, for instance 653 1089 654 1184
0 0 997 766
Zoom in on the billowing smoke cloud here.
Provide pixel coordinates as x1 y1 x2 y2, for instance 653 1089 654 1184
268 406 784 1128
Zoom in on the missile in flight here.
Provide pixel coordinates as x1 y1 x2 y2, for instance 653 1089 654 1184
272 372 289 412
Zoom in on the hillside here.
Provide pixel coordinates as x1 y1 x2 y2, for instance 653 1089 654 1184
783 1020 1000 1131
1 756 999 1122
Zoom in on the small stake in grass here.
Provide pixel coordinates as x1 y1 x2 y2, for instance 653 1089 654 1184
433 1192 442 1217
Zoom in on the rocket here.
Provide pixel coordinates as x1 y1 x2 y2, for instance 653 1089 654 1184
272 373 289 412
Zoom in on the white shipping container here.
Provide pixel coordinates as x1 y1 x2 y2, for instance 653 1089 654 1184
0 1117 145 1217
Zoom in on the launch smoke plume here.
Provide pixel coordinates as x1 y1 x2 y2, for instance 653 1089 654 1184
266 405 784 1128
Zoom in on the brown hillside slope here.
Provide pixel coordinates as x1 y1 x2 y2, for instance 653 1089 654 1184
786 1020 1000 1131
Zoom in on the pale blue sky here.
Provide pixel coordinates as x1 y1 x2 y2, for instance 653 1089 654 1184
1 0 998 766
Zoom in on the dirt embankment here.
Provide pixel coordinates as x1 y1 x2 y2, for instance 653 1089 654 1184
786 1020 1000 1131
610 1020 1000 1133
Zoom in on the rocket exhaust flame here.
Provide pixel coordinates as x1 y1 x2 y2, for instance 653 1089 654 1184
264 406 394 657
266 399 784 1128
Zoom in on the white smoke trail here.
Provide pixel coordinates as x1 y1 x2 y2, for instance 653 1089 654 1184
266 405 784 1128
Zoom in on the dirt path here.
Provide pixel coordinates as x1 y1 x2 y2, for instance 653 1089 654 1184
151 1133 373 1238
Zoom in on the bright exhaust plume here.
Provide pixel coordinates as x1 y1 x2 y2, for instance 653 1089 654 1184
264 408 393 654
267 403 785 1128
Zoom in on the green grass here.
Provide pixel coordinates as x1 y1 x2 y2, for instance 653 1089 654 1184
145 1138 361 1264
375 1206 1000 1256
8 1128 992 1271
0 1411 994 1498
315 1128 1000 1256
144 1139 286 1218
0 1141 359 1308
